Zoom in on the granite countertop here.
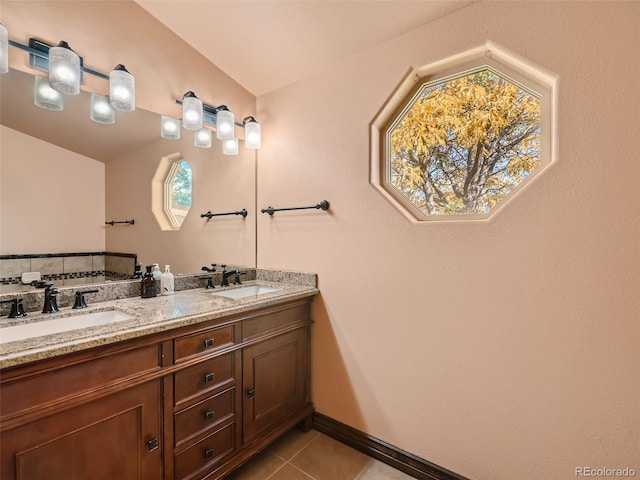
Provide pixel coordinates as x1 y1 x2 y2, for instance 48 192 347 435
0 279 318 369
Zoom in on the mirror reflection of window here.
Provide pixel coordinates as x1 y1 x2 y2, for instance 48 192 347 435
165 160 192 229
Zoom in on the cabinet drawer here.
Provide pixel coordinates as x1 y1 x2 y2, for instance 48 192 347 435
174 325 234 363
175 387 235 447
174 353 234 406
242 303 309 340
174 422 235 480
1 344 161 420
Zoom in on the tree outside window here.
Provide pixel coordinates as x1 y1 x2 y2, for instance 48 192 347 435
371 43 556 222
388 68 541 216
165 160 192 229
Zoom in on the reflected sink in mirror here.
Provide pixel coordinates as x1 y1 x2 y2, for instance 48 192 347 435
213 285 281 299
0 310 133 344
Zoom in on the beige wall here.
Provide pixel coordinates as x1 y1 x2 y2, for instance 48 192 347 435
256 2 639 479
0 126 105 254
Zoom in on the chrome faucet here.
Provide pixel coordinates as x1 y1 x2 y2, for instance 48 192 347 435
42 284 60 313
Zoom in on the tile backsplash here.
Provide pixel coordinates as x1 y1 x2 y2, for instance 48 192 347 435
0 252 137 292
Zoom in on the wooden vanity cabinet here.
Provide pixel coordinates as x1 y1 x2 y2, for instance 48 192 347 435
243 327 308 442
0 297 314 480
168 299 313 480
0 343 164 480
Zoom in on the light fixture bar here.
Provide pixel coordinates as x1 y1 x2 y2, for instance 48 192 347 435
8 38 108 80
175 99 245 128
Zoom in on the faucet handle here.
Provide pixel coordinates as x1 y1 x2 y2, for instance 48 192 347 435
233 271 247 285
72 289 99 309
0 298 27 318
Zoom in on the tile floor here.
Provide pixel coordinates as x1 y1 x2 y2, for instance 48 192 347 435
226 428 415 480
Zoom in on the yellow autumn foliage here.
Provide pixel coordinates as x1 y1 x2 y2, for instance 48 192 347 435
389 69 541 215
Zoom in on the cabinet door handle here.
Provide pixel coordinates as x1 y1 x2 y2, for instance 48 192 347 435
203 338 215 348
247 388 256 399
204 448 215 459
148 437 159 452
204 373 215 383
204 411 215 421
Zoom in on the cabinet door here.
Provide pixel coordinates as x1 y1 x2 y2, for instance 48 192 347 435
243 328 307 442
1 380 163 480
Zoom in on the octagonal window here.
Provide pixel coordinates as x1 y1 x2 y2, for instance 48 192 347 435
152 153 193 231
166 160 192 229
372 42 557 221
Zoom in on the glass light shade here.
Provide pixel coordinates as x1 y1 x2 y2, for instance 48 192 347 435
216 108 235 140
182 92 203 130
34 76 63 111
0 23 8 75
244 119 261 149
161 115 181 139
222 138 239 156
48 41 80 95
194 128 212 148
91 94 115 124
109 64 135 111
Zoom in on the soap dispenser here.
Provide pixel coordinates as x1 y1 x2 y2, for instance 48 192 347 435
161 265 174 295
141 265 156 298
152 263 162 296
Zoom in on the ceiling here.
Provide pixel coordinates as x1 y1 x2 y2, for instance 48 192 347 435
135 0 475 97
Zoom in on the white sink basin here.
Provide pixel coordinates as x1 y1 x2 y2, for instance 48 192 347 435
213 285 281 299
0 310 133 344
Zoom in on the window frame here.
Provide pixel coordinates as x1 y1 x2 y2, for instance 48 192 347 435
163 159 192 230
152 152 193 231
371 41 558 223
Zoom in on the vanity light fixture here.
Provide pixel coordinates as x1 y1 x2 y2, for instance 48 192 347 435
194 128 212 148
222 137 239 155
161 115 181 140
243 116 261 149
90 93 115 124
34 76 64 111
175 96 262 151
215 105 235 140
0 23 8 74
109 64 135 111
182 91 203 130
48 41 81 95
6 36 137 125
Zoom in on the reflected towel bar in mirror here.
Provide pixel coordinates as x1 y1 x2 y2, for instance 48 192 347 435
261 200 330 216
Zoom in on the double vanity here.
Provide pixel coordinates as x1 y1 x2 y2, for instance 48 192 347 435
0 269 318 480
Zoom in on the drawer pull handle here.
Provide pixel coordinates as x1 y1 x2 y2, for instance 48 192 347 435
148 437 159 451
247 388 256 399
204 373 215 383
204 448 215 459
203 338 215 348
204 411 215 421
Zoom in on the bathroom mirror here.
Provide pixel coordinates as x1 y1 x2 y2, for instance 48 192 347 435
0 68 257 282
